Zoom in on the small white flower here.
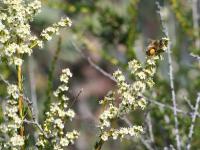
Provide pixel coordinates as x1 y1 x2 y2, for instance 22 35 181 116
138 98 147 110
112 131 119 140
62 68 72 77
60 74 69 83
13 57 23 66
66 109 75 119
128 59 141 73
54 118 64 129
136 72 146 80
58 84 69 92
101 132 109 141
60 138 69 147
132 81 146 92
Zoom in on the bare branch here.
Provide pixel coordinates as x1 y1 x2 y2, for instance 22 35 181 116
146 113 155 144
23 119 48 139
148 99 200 117
71 41 117 83
69 88 83 108
156 2 181 149
184 97 195 111
186 93 200 150
166 19 181 150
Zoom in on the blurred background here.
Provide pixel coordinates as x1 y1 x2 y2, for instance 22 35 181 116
0 0 200 149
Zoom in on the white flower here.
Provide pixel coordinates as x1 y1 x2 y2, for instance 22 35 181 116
62 68 72 77
128 59 141 73
4 43 19 57
57 17 72 27
16 23 31 39
58 84 69 92
13 57 23 66
129 126 143 136
53 90 60 97
112 131 118 140
60 74 69 83
146 59 156 65
113 70 125 82
37 40 43 48
138 98 147 110
62 95 69 101
132 81 146 92
54 118 64 129
66 130 79 143
60 138 69 147
66 109 75 119
101 132 109 141
57 108 66 118
136 72 146 80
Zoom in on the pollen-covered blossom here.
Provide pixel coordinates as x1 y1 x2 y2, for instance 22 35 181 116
0 0 71 66
37 68 79 149
97 51 166 142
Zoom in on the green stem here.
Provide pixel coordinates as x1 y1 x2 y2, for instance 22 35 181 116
44 37 62 112
94 139 104 150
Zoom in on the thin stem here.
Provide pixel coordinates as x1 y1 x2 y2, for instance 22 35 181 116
45 37 62 112
167 43 181 150
156 2 181 149
146 113 155 144
18 65 24 137
23 119 48 139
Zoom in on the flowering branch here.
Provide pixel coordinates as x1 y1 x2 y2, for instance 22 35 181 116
93 39 168 149
36 68 79 149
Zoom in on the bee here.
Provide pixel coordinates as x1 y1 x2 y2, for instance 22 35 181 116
146 37 169 56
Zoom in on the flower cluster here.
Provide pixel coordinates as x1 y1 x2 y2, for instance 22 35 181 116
0 0 71 66
100 126 144 141
0 85 23 149
97 53 165 142
36 68 79 149
41 17 72 41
